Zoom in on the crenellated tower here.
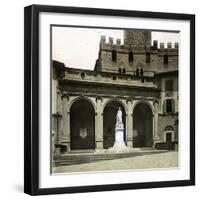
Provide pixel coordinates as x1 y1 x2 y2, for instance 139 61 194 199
95 30 178 76
124 30 151 49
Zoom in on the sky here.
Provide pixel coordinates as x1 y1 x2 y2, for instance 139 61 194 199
52 26 180 70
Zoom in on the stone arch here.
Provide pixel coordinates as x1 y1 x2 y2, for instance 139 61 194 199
103 99 127 149
133 101 153 147
103 98 127 114
133 99 154 114
164 125 174 132
69 96 96 113
70 98 95 150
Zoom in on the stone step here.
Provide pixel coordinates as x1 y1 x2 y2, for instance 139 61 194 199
54 150 168 166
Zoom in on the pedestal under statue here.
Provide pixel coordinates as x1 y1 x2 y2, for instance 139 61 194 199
113 107 126 147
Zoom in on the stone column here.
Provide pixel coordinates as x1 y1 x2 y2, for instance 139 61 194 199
95 97 103 150
153 101 159 147
53 88 62 155
53 90 63 157
127 99 133 147
53 112 62 157
57 90 62 113
62 95 70 151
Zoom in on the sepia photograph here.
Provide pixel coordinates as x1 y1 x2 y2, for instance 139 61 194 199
51 26 179 174
24 4 195 195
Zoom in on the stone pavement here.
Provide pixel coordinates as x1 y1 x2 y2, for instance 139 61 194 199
53 151 178 174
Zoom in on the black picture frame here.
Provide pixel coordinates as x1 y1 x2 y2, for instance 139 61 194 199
24 4 195 196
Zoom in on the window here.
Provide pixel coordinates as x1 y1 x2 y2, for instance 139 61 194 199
166 99 173 113
118 68 122 73
128 51 133 62
80 72 85 79
140 68 143 76
165 80 173 91
146 52 151 63
164 54 168 64
136 68 139 76
165 80 173 97
111 50 117 61
164 126 174 142
163 99 175 113
123 68 126 74
166 132 172 142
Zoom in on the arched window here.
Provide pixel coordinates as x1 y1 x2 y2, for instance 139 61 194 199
80 72 85 79
164 126 174 142
128 51 133 62
146 52 151 63
164 54 168 64
111 50 117 61
123 68 126 74
118 68 122 73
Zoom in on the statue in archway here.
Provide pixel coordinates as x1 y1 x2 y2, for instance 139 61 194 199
116 107 123 125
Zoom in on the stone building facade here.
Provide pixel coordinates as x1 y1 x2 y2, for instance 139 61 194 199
52 30 178 154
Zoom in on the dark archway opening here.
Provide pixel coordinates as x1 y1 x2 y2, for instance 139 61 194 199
103 101 126 149
70 99 95 150
133 102 153 147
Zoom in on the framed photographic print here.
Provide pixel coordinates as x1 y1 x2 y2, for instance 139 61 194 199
24 4 195 195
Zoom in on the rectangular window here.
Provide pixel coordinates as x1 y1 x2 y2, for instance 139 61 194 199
165 79 173 91
164 54 169 64
166 132 172 142
166 99 173 113
112 50 117 61
129 51 133 62
146 52 151 63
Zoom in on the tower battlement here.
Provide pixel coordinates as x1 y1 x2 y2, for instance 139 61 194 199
100 35 179 51
96 31 179 74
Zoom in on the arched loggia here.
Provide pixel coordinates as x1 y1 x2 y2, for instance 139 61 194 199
70 99 95 150
133 102 153 147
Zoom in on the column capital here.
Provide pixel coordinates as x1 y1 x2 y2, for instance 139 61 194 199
56 86 62 93
52 112 62 119
61 94 69 101
96 96 103 102
95 112 103 116
153 99 159 105
126 97 132 104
